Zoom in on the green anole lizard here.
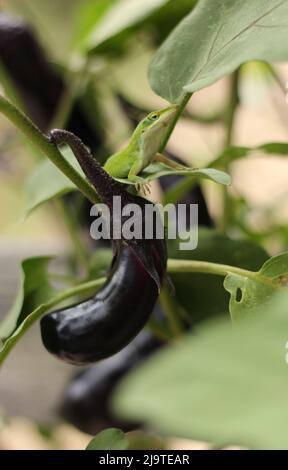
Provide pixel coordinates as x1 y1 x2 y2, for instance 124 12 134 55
104 104 190 193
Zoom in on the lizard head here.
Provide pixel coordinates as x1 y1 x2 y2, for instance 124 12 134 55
134 104 179 160
141 104 179 133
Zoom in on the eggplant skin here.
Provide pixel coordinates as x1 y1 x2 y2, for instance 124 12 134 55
59 330 161 434
41 244 164 365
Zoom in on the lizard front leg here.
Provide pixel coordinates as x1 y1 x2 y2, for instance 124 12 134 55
128 160 151 196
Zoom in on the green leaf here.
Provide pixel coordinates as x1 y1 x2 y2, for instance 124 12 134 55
169 228 268 323
258 142 288 155
117 163 231 186
73 0 117 48
85 0 170 52
149 0 288 101
0 257 54 341
224 252 288 321
23 146 82 218
114 291 288 449
86 428 129 450
212 147 250 167
212 142 288 167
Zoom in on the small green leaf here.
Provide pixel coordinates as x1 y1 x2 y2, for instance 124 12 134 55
114 291 288 450
149 0 288 101
261 252 288 280
117 163 231 186
0 258 105 368
22 147 82 218
224 252 288 321
86 428 128 450
0 286 105 368
0 257 54 341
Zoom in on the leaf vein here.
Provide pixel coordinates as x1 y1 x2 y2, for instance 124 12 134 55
193 0 286 82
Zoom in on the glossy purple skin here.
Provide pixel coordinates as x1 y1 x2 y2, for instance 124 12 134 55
40 244 165 365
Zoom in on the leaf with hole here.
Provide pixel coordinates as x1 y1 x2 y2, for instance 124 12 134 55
168 228 268 323
224 252 288 321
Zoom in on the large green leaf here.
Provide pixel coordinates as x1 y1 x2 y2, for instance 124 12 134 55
149 0 288 101
224 252 288 321
169 228 268 323
114 291 288 449
86 428 128 450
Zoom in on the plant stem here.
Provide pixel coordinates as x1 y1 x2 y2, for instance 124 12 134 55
159 92 192 153
220 70 239 233
1 60 91 271
167 259 275 287
159 286 183 337
0 255 276 367
224 72 239 149
0 277 106 367
0 94 100 203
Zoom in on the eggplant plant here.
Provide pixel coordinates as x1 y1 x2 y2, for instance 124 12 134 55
0 0 288 451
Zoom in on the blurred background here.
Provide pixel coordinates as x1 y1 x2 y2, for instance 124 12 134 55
0 0 287 449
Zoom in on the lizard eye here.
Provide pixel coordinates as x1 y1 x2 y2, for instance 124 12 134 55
150 114 158 121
